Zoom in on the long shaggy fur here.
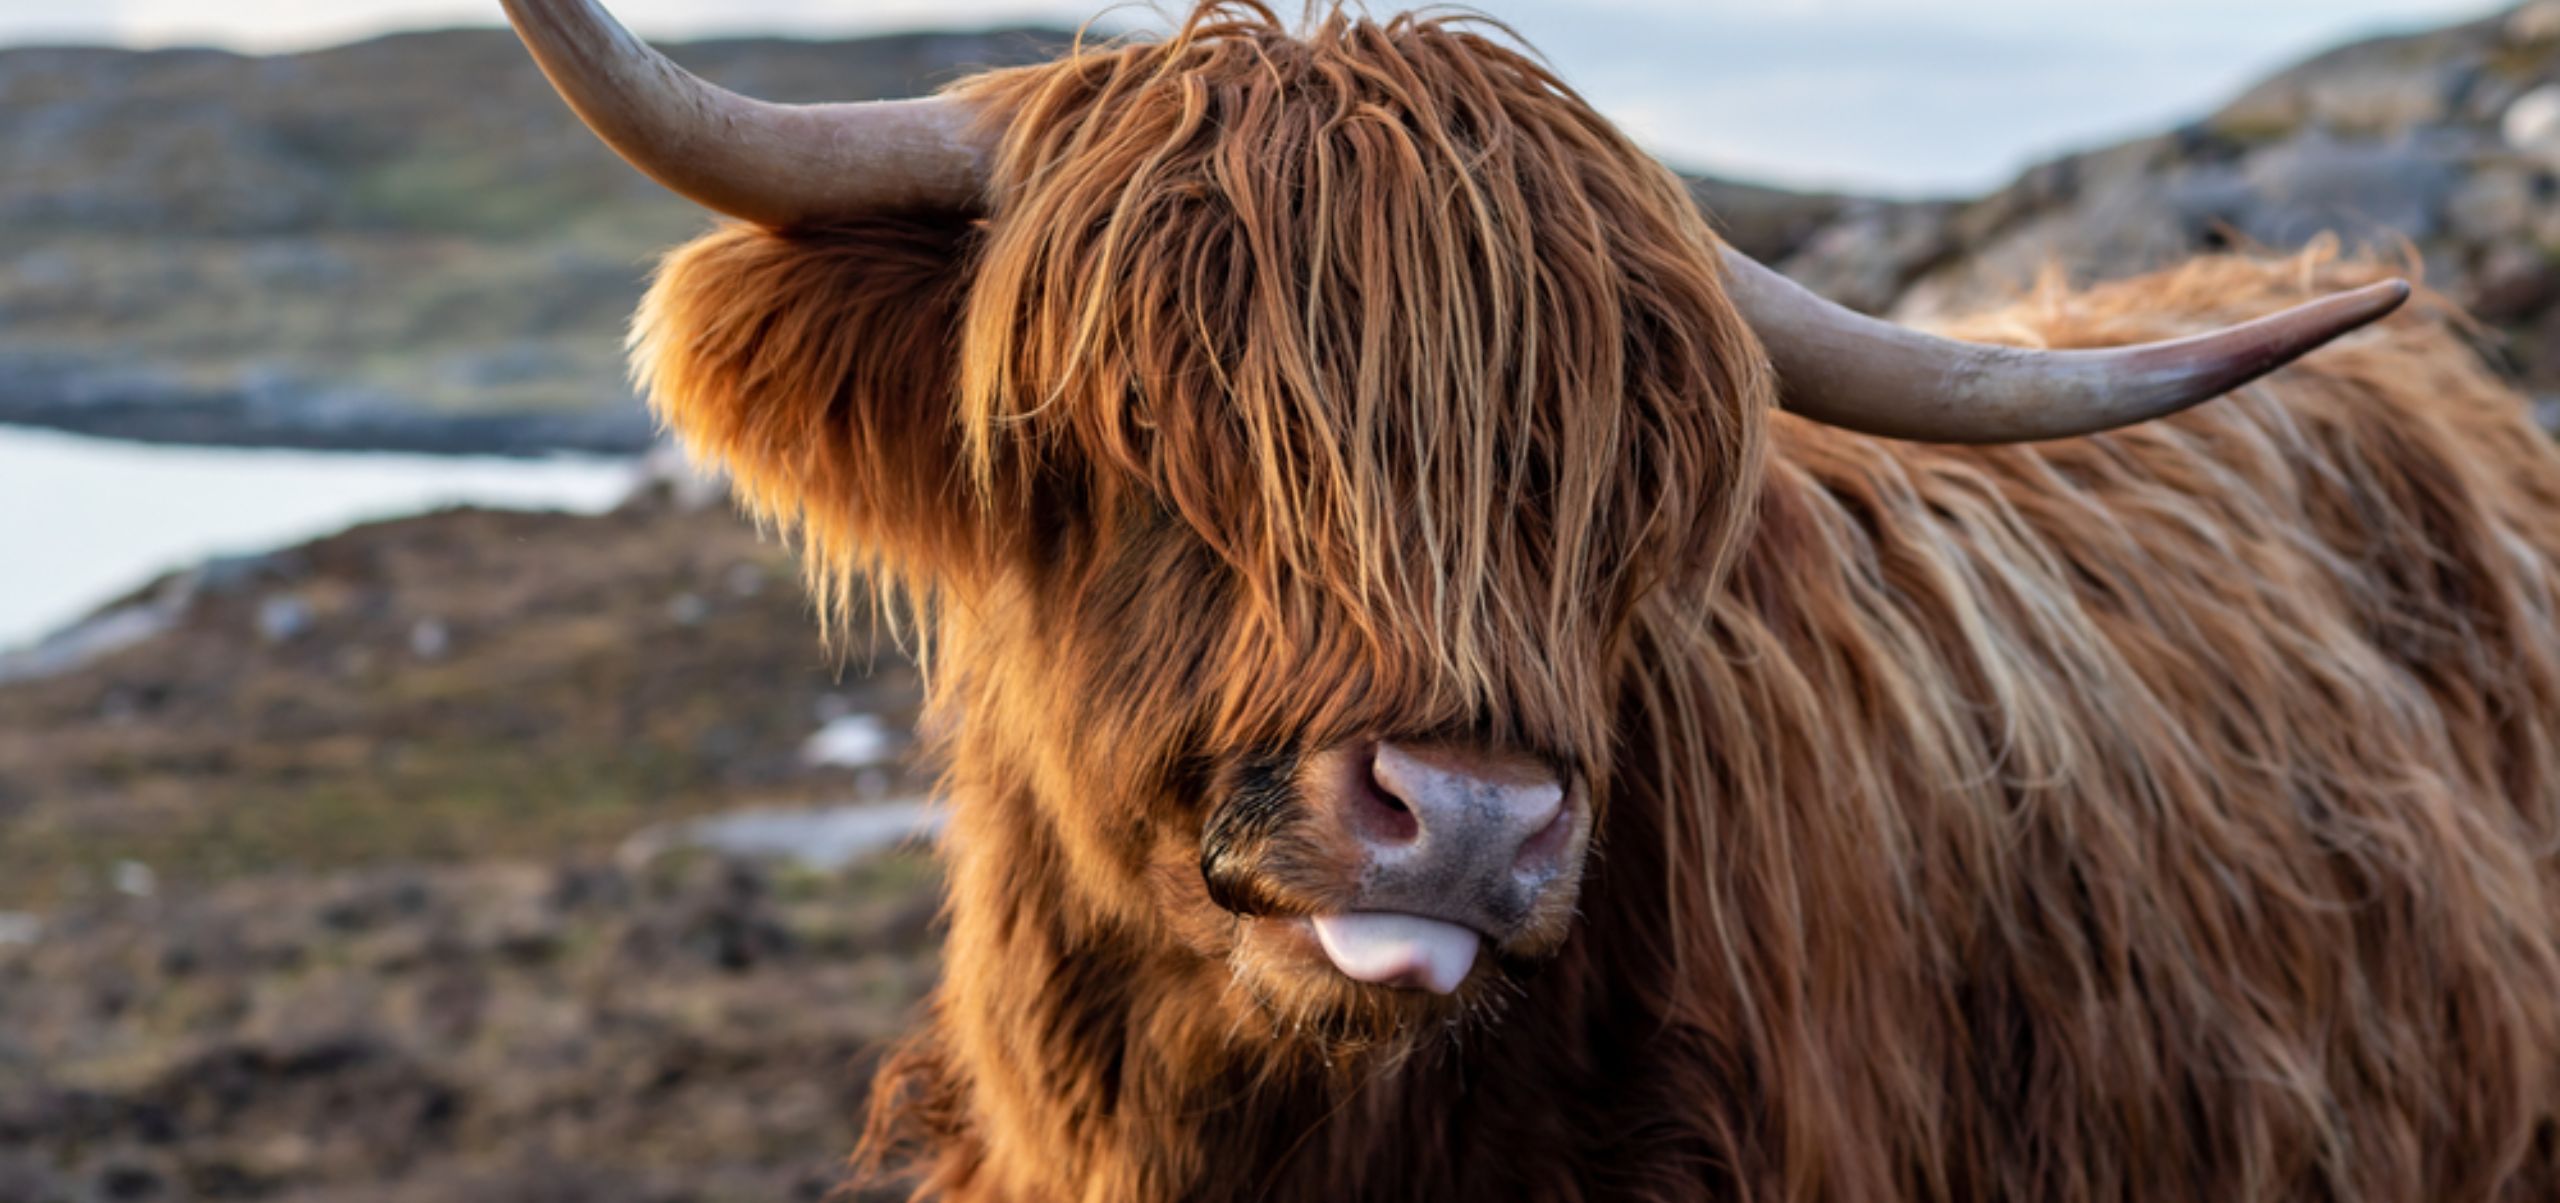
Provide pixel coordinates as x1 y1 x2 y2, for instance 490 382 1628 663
629 5 2560 1200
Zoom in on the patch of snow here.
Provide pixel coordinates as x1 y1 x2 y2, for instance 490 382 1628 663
627 800 946 872
803 713 903 769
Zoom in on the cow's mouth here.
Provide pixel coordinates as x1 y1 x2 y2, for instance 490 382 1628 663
1232 911 1495 1001
1305 912 1482 994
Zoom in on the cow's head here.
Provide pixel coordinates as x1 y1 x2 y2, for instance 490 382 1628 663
507 0 2405 1046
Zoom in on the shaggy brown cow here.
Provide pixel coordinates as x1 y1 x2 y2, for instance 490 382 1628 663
503 3 2560 1200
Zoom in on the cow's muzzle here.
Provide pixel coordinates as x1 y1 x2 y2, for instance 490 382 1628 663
1205 740 1593 996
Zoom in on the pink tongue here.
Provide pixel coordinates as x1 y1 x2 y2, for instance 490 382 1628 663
1309 913 1480 994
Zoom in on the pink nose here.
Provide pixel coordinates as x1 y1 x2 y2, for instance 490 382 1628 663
1326 741 1576 930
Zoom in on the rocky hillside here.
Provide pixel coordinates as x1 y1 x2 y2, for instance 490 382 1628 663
1770 0 2560 405
0 27 1068 454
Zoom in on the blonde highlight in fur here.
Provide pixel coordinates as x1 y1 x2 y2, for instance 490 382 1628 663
626 6 2560 1200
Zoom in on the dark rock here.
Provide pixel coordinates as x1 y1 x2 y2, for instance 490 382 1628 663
96 1160 168 1201
319 874 437 935
0 1153 68 1203
2195 130 2471 247
142 1038 461 1156
621 858 798 973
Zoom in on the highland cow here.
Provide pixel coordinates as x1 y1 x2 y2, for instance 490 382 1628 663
503 2 2560 1199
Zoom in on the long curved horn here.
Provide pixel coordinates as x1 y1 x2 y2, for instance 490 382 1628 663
500 0 991 226
1719 249 2413 443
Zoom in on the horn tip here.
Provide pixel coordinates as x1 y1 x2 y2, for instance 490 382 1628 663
2307 278 2413 342
2358 278 2415 318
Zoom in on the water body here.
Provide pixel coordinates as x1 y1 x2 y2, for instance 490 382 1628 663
0 424 639 651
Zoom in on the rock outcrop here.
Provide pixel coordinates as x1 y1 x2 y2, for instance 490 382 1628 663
1766 4 2560 409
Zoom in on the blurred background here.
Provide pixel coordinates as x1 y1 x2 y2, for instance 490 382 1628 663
1 0 2553 1198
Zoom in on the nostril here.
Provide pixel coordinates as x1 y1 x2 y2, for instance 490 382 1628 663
1513 782 1565 833
1370 763 1410 814
1352 753 1421 845
1513 795 1575 875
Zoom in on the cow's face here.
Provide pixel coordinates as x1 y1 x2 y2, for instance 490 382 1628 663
637 15 1772 1051
635 9 1768 1051
904 11 1771 1046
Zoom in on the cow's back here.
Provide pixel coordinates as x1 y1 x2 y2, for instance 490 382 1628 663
1624 248 2560 1200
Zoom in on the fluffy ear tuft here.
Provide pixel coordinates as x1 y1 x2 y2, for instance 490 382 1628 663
630 217 982 631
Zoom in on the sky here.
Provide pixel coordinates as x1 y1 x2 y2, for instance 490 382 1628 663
0 0 2513 192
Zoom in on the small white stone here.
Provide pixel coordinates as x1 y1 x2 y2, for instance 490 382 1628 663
256 594 314 644
410 618 451 661
113 860 157 898
2504 84 2560 154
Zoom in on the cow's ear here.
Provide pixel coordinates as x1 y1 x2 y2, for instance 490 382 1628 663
631 217 981 617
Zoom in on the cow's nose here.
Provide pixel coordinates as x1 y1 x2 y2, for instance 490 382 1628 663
1329 741 1577 931
1367 742 1567 865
